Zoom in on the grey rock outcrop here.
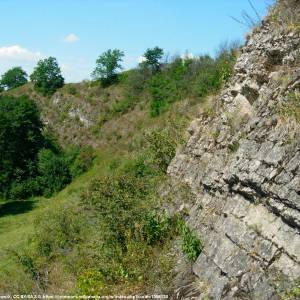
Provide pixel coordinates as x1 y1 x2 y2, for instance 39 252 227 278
168 14 300 300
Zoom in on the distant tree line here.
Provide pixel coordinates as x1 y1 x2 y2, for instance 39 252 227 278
0 47 165 94
0 57 64 95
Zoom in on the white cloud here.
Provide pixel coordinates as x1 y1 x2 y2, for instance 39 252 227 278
137 56 147 64
180 52 194 60
0 45 42 62
64 33 80 43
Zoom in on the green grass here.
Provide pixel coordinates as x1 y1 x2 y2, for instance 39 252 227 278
0 45 237 294
0 77 210 294
0 148 120 291
0 197 49 291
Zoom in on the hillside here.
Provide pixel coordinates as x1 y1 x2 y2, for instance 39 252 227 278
0 0 300 299
168 1 300 298
0 35 235 295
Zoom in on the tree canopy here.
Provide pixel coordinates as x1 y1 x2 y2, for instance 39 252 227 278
91 49 124 86
0 67 28 90
30 57 64 95
140 47 164 72
0 95 44 197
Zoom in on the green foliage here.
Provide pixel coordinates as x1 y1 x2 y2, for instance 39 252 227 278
68 146 95 179
66 84 78 96
77 269 105 295
0 95 44 198
177 219 203 261
81 173 149 245
73 154 177 289
92 49 124 87
142 212 173 245
145 128 178 173
16 253 40 282
37 149 71 197
0 93 94 199
282 280 300 299
30 57 64 95
149 73 173 116
277 92 300 122
228 141 240 152
34 203 83 258
148 48 237 117
0 67 28 90
110 97 136 115
140 47 164 72
9 178 41 200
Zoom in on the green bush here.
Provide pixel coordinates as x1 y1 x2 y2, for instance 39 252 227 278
142 212 172 245
81 173 148 245
16 253 40 283
145 128 177 173
148 50 236 117
28 204 83 271
77 269 105 295
66 85 78 96
120 154 154 178
68 146 95 179
77 154 178 288
9 178 41 200
177 219 203 261
37 149 71 197
111 97 136 115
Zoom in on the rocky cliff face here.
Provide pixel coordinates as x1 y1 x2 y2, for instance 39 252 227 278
168 6 300 299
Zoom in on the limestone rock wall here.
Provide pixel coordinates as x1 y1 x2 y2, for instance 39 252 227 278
168 16 300 299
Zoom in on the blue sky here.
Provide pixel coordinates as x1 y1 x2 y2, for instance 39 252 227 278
0 0 274 82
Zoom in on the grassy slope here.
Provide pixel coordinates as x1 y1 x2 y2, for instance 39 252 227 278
0 148 121 292
2 1 299 294
0 80 207 293
0 55 233 293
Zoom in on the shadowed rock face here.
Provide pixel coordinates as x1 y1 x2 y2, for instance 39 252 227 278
168 14 300 300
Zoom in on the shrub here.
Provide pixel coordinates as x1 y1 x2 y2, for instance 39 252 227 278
120 154 154 178
78 154 176 277
142 212 172 245
81 173 149 245
16 253 40 283
37 149 71 197
9 178 41 200
148 50 237 117
149 74 167 117
66 85 78 96
177 219 203 261
69 146 95 179
77 269 105 295
145 128 177 173
110 97 136 115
